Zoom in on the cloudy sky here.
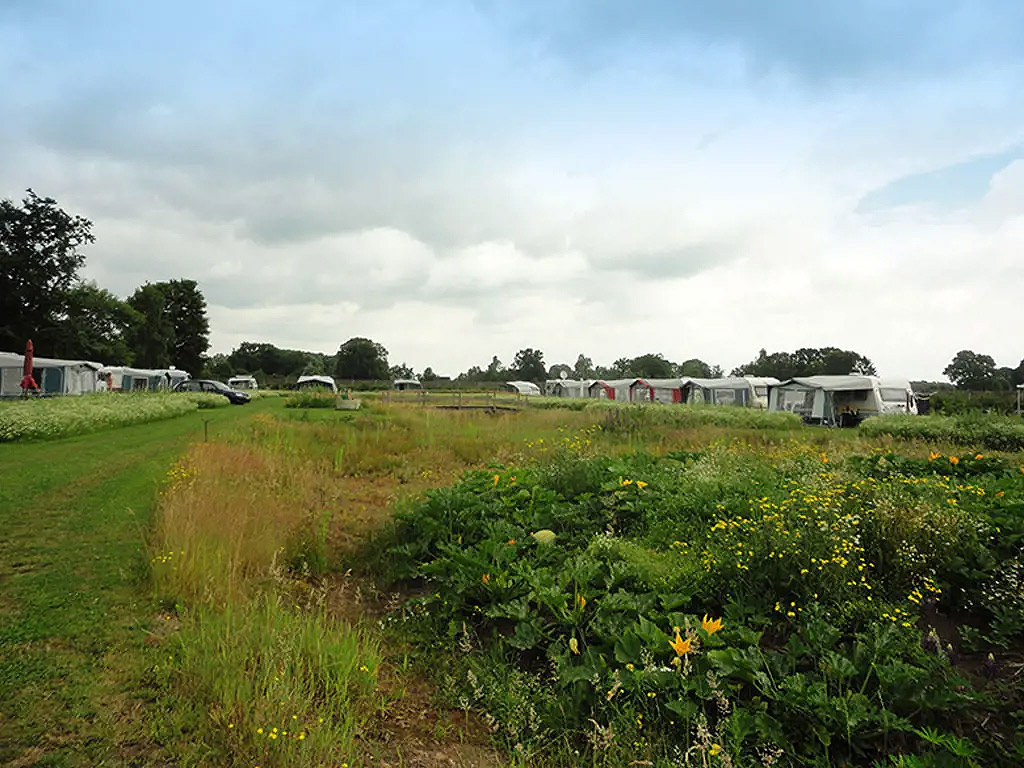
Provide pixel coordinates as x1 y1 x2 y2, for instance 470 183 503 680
2 1 1023 379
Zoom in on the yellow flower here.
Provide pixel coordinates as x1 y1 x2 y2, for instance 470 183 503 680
928 451 941 461
669 629 692 657
975 453 983 460
227 723 234 729
508 538 516 546
257 728 263 734
493 474 500 485
481 573 490 584
636 481 648 489
949 456 959 465
621 478 633 486
298 732 305 740
576 593 586 610
569 637 580 654
701 615 724 636
710 743 722 756
625 663 635 671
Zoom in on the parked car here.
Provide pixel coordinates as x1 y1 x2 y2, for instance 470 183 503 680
174 379 251 405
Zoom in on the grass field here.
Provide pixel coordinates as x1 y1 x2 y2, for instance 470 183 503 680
1 398 1023 767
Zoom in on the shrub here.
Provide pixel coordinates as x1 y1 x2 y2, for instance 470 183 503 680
861 412 1024 451
284 392 337 409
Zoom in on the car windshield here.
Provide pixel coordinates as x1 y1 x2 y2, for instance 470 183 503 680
210 381 232 392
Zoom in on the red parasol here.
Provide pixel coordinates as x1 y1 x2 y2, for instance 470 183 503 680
21 339 38 393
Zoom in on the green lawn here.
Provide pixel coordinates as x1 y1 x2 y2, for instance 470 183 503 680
0 400 270 766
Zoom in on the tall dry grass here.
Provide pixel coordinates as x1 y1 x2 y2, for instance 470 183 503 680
152 442 338 606
150 440 382 767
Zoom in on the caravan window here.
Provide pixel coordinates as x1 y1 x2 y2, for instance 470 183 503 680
880 388 908 403
754 386 768 397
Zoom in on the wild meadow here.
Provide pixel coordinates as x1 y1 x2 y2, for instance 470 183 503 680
0 391 227 441
3 397 1023 767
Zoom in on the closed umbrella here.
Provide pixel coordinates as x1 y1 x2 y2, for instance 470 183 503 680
21 339 39 394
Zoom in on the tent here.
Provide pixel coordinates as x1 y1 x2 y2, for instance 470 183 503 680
0 351 105 396
769 375 916 425
644 378 686 404
505 380 541 396
392 379 422 391
545 379 588 398
296 375 338 393
629 378 655 402
228 375 259 390
683 377 779 408
100 366 190 392
586 379 636 401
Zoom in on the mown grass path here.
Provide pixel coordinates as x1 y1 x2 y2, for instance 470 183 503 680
0 401 270 766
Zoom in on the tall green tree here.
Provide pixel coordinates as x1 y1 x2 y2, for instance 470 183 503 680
943 350 998 391
52 282 139 364
126 280 210 374
0 190 94 351
573 354 595 379
512 348 546 383
159 279 210 374
335 337 389 380
126 284 174 368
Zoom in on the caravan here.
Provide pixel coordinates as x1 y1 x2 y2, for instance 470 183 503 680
769 375 916 425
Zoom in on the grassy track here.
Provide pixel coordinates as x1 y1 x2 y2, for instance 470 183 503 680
0 400 270 766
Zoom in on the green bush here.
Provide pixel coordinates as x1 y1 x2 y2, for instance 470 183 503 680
861 412 1024 451
284 392 336 409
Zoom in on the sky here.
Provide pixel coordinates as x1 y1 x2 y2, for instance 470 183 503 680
2 1 1023 380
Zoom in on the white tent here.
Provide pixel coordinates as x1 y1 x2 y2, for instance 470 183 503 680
0 351 105 396
100 366 190 392
228 375 259 390
392 378 422 391
545 379 589 398
769 375 916 425
505 380 541 396
296 375 338 393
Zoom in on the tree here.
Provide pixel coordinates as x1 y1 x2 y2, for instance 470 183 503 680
421 367 439 382
126 284 174 368
485 356 506 380
158 279 210 375
512 348 546 383
51 282 139 364
573 354 595 379
678 358 712 378
944 350 998 391
733 347 876 380
125 280 211 374
335 337 389 380
203 352 233 380
389 362 415 379
0 190 94 351
548 363 573 379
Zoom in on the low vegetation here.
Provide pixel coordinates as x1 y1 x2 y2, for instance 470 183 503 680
382 439 1024 766
0 391 225 442
284 391 337 409
5 396 1024 767
862 412 1024 452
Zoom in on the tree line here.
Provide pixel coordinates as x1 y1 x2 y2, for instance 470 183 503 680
4 192 1022 395
1 190 210 374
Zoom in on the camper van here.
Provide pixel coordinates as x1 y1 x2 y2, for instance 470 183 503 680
769 375 916 425
228 375 259 390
